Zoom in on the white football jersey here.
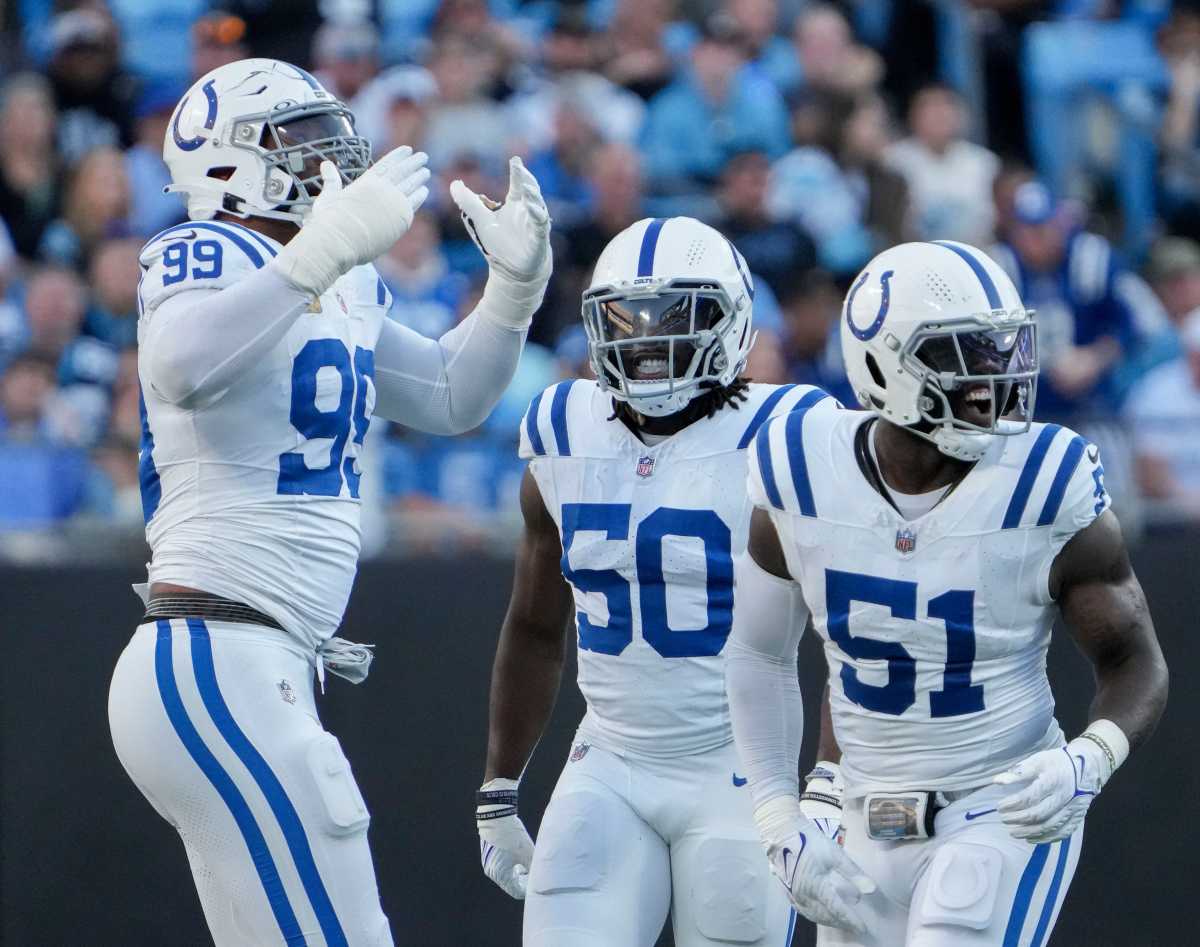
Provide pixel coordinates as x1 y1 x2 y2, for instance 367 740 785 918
748 407 1111 795
522 378 835 758
136 219 393 649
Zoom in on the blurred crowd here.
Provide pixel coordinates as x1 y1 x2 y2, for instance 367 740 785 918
2 0 1200 546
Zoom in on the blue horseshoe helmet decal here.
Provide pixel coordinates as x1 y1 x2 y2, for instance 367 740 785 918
172 80 219 152
845 269 895 341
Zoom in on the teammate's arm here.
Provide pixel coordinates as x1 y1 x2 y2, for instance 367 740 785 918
994 510 1168 842
476 467 574 899
373 158 552 434
725 508 874 934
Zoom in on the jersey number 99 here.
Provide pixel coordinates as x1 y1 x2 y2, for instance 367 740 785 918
560 504 732 659
277 339 373 498
161 240 223 285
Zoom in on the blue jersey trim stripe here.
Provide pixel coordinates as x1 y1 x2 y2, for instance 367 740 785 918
754 422 784 510
525 391 546 456
1030 838 1072 947
784 908 797 944
1002 842 1051 947
737 384 796 450
785 389 829 517
187 619 348 947
149 221 268 269
550 381 574 456
637 218 667 277
376 278 387 305
932 241 1002 309
1003 425 1062 529
1037 435 1086 527
217 219 279 258
154 621 305 945
138 387 161 524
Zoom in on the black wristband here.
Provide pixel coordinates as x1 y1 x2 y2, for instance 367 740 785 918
476 788 519 809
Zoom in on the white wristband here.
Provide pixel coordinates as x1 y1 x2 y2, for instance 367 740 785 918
478 271 546 330
1078 719 1130 783
753 794 804 849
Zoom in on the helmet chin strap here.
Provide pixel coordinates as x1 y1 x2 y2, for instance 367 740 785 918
931 426 992 462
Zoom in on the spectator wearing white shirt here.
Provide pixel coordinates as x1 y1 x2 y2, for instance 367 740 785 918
885 83 1000 246
1124 310 1200 520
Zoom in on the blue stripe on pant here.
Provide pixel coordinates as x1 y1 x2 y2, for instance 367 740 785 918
186 618 349 947
153 619 307 946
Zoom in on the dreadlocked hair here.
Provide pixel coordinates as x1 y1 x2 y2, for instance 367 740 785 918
609 376 753 427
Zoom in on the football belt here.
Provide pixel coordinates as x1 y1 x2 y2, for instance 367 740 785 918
143 592 285 631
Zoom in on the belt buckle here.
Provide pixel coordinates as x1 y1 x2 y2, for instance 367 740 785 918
864 792 936 840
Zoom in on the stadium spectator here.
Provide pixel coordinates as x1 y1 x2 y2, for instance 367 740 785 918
839 92 912 257
124 84 186 238
600 0 678 102
190 10 250 80
22 266 118 400
83 434 143 522
524 86 601 227
1145 238 1200 328
714 150 816 297
1123 310 1200 519
0 73 61 260
1157 3 1200 242
84 238 142 351
792 4 882 98
0 353 57 441
640 12 790 187
724 0 801 93
423 33 512 170
376 212 469 341
991 180 1168 420
885 84 1000 246
45 9 139 163
312 20 380 107
354 65 437 155
776 268 855 406
38 147 132 269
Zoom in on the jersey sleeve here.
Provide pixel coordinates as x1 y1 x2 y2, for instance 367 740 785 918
517 380 579 460
1048 437 1110 543
744 387 837 516
137 221 278 318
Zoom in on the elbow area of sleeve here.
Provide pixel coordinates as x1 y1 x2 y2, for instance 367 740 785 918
731 551 808 659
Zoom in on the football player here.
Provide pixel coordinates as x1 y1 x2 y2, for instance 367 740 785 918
474 216 843 946
107 59 551 944
725 241 1169 944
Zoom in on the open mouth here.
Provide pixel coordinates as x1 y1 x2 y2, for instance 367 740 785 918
626 349 671 381
956 384 993 427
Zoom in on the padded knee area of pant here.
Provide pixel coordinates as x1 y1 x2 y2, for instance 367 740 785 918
531 792 608 894
690 837 769 943
305 732 370 836
915 842 1003 932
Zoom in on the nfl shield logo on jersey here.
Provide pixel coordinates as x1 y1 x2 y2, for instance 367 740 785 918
895 528 917 554
636 455 656 478
569 742 590 763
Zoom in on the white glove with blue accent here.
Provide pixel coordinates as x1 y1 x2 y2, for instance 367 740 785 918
800 761 844 843
994 719 1129 843
451 156 552 328
273 146 430 297
476 778 534 899
756 796 875 934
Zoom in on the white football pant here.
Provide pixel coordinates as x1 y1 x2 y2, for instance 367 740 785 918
109 619 391 946
818 783 1082 947
523 736 796 947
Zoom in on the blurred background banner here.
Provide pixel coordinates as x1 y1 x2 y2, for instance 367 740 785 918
1 0 1198 944
2 540 1198 946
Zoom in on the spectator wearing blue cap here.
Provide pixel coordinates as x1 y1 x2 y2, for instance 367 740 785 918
990 180 1169 420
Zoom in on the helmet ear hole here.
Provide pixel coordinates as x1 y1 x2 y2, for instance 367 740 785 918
865 352 887 389
207 166 236 180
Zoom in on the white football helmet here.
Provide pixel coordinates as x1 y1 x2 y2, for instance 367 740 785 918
841 240 1038 461
163 58 371 224
582 217 756 417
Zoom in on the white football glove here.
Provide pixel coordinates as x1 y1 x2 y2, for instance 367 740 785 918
756 796 875 935
273 146 431 297
800 761 844 843
476 777 534 900
994 721 1128 843
451 156 552 328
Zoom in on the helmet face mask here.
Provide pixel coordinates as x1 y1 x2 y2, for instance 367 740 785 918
231 102 371 215
583 280 737 417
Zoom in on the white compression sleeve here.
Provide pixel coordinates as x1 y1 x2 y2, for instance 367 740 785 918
372 302 527 435
141 267 311 407
725 550 810 811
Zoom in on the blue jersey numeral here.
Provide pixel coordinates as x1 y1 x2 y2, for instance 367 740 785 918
824 569 984 717
162 239 224 285
277 339 374 498
561 504 733 658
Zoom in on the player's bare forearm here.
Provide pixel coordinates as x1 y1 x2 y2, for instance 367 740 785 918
484 468 574 781
1051 510 1169 752
816 684 841 764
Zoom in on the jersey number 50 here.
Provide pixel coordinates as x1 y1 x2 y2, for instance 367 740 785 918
561 504 732 659
278 339 373 498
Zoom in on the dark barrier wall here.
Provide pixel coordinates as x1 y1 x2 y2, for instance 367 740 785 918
2 530 1197 946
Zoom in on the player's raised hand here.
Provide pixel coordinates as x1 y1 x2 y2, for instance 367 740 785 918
476 778 534 899
994 743 1105 843
451 157 552 326
768 824 875 934
273 146 430 298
